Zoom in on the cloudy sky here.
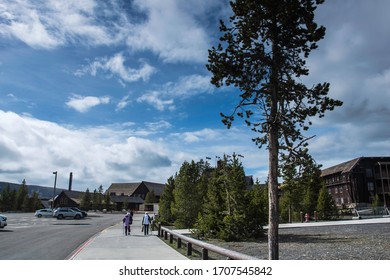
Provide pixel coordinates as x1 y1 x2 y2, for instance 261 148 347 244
1 0 389 191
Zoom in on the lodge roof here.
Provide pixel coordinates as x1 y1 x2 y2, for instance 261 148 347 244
107 181 165 197
321 156 390 177
321 157 361 177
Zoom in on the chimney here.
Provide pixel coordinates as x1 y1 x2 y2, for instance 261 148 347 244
68 172 73 191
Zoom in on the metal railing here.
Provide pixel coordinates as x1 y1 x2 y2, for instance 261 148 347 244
157 223 258 260
353 206 390 219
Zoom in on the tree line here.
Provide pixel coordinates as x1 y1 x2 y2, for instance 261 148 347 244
79 185 113 211
159 154 268 241
0 180 41 212
158 153 336 242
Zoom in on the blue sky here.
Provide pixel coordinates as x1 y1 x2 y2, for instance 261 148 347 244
1 0 390 191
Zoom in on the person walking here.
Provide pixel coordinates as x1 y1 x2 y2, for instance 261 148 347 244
123 212 132 236
142 212 151 235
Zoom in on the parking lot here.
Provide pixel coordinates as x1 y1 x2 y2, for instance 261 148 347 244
0 212 120 259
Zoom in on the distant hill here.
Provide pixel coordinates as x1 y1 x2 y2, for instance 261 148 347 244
0 181 66 199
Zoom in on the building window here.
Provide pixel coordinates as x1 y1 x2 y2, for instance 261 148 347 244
366 168 373 177
367 182 374 191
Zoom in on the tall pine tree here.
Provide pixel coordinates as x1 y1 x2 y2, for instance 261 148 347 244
207 0 342 259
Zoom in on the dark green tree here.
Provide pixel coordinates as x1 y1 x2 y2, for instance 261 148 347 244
196 154 263 241
171 160 208 228
245 180 268 237
92 189 100 210
207 0 342 259
0 184 12 212
316 184 336 220
219 154 248 241
145 190 157 203
103 191 112 211
280 153 323 222
30 191 41 212
195 162 226 238
159 176 175 224
81 188 91 210
97 185 104 210
280 164 303 223
16 179 28 211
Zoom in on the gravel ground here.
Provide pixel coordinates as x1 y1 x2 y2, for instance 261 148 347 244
205 223 390 260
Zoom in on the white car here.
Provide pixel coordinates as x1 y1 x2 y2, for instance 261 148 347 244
35 209 53 218
53 208 83 219
0 214 7 228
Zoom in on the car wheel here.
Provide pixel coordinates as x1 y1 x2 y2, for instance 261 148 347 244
75 214 81 219
37 214 42 218
57 214 64 219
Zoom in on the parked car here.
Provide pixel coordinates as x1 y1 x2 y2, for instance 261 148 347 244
0 214 7 228
69 207 88 217
53 208 83 219
35 208 53 218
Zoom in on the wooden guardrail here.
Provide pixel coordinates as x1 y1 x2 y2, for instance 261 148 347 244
158 223 258 260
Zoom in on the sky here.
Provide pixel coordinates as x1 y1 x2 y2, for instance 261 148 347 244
1 0 390 192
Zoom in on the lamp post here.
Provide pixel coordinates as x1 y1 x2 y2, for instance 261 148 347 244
52 171 57 209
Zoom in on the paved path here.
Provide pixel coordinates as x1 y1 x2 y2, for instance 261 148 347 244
68 213 188 260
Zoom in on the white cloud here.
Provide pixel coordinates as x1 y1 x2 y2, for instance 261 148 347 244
0 0 222 63
0 110 174 189
0 111 270 189
115 95 131 111
66 95 110 113
137 91 175 111
137 74 212 110
75 53 156 83
0 0 125 49
126 0 211 62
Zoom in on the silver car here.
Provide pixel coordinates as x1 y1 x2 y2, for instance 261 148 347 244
34 208 53 218
53 208 83 219
0 214 7 228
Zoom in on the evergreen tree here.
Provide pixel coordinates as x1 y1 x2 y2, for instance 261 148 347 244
195 158 229 238
81 188 91 210
103 191 111 211
159 176 175 224
171 160 207 228
16 179 28 211
207 0 342 259
280 153 323 222
10 188 17 211
317 184 336 220
145 190 157 203
30 192 41 212
245 180 268 237
21 195 31 212
98 185 104 210
219 154 248 241
0 185 12 212
92 189 99 210
196 154 263 241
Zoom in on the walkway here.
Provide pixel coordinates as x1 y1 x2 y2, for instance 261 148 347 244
68 213 188 260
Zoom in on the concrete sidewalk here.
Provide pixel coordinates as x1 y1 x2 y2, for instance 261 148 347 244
68 213 188 260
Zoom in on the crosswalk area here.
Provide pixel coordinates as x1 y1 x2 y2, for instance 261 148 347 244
5 215 56 229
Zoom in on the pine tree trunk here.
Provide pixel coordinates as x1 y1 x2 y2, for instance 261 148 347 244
268 127 279 260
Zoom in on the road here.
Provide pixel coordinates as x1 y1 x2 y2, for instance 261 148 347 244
0 212 121 260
